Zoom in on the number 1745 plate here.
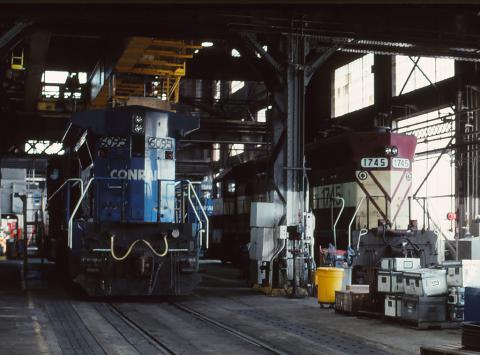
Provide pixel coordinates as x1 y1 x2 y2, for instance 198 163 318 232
360 157 388 168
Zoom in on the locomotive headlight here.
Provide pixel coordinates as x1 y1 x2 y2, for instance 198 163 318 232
384 145 398 156
132 114 144 134
133 124 143 133
171 229 180 239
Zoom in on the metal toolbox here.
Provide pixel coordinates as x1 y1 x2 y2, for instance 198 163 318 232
385 295 402 318
377 270 404 293
380 258 421 272
448 286 465 305
401 295 447 323
448 305 464 321
403 268 447 296
443 260 480 287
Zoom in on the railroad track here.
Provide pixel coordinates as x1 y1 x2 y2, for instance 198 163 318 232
105 301 288 355
106 303 176 355
171 302 289 355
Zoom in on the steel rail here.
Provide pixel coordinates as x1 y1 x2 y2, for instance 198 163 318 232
172 303 288 355
108 303 176 355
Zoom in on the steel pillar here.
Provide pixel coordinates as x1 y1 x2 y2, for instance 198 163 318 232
239 31 336 292
24 31 51 112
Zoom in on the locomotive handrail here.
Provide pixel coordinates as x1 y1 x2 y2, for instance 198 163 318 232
185 184 203 247
348 196 365 248
48 178 84 201
356 228 369 251
68 177 120 249
186 180 209 249
331 196 345 248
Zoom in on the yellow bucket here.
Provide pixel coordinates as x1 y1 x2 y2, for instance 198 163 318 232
316 267 344 304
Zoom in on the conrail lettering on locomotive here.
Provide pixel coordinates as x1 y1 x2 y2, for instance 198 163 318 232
110 169 150 180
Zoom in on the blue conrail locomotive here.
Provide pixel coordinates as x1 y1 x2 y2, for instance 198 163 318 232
47 106 204 296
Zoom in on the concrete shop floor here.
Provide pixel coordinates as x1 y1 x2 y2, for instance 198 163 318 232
0 258 463 355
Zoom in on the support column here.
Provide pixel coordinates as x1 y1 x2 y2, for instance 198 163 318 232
373 55 393 126
268 35 306 295
240 31 336 293
24 31 51 112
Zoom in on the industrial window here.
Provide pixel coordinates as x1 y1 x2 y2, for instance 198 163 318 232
255 45 268 59
396 107 455 239
212 143 220 161
393 56 454 96
333 54 374 117
41 70 87 100
231 49 241 58
43 71 69 84
230 81 245 94
25 140 64 155
42 85 60 99
42 71 87 85
256 107 269 122
229 143 244 156
214 80 221 100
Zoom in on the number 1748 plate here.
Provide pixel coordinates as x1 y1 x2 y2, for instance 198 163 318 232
360 157 388 168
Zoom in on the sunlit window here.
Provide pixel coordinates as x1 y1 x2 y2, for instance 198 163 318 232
230 81 245 94
78 72 87 84
212 143 220 161
393 56 454 96
41 70 87 100
229 143 244 156
231 49 241 58
257 107 268 122
214 81 221 100
25 140 64 155
256 45 268 59
333 54 374 117
42 71 69 84
42 85 60 99
397 107 455 238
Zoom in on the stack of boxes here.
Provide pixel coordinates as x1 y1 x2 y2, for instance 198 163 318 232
401 268 448 323
378 258 420 318
378 257 450 324
377 258 480 325
443 260 480 322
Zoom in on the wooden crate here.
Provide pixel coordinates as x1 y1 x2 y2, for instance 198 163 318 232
335 291 370 315
346 284 370 293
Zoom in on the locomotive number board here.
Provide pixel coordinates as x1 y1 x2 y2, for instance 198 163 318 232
392 158 411 169
148 137 173 150
360 157 388 168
